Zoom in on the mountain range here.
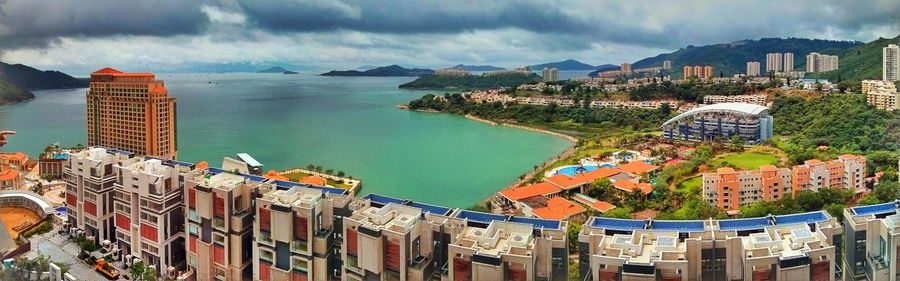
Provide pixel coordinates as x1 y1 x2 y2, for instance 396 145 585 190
632 38 862 79
321 65 434 77
448 64 505 71
257 66 292 73
0 62 89 105
806 34 900 81
531 59 599 70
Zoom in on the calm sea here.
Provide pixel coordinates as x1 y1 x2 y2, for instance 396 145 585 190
0 73 571 207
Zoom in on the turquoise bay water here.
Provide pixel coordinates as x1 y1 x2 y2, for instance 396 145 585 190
0 73 571 207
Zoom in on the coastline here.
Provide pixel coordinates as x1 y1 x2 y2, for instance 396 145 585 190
398 105 580 208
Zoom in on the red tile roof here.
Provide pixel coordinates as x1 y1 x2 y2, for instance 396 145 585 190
299 175 328 186
546 167 621 190
616 161 659 175
0 169 20 181
532 197 586 220
612 180 653 195
499 182 562 201
262 170 289 181
93 67 123 74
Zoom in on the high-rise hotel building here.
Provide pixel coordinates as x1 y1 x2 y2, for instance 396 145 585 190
87 68 177 159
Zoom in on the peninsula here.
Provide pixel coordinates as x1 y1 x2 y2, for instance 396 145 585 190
320 65 434 77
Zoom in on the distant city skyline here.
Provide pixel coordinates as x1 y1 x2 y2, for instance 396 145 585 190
0 0 898 75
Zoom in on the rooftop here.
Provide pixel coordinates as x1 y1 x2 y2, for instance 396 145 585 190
499 181 561 201
616 161 659 175
531 197 586 220
662 102 770 127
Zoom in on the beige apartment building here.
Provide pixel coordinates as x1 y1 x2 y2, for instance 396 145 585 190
65 147 130 243
703 94 767 106
578 211 841 281
114 157 193 272
863 80 898 111
87 68 177 159
253 184 352 281
184 171 265 280
447 220 567 281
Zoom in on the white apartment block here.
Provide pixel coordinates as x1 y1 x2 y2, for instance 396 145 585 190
884 44 899 81
861 80 897 94
578 213 841 281
65 147 130 244
703 94 767 106
766 53 783 72
447 221 547 281
806 53 840 73
843 202 900 281
747 61 761 76
784 53 794 72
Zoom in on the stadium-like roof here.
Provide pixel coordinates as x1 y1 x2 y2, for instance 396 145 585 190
661 103 770 128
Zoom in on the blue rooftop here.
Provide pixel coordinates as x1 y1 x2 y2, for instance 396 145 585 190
362 194 408 205
509 217 561 230
456 210 509 225
145 156 195 168
590 217 647 231
651 220 706 232
408 201 453 216
717 217 772 231
775 211 829 226
851 202 898 217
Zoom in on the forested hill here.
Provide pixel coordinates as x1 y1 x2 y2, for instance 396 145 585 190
806 35 900 81
0 62 88 90
633 38 861 78
0 80 34 105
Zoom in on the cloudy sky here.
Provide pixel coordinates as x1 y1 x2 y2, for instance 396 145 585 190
1 0 898 75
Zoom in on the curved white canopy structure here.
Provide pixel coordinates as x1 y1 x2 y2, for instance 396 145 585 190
661 103 770 128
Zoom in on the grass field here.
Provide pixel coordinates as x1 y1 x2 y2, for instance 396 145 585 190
676 176 703 196
282 172 353 189
709 151 779 170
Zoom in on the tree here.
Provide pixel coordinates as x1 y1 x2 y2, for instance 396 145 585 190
567 222 582 254
130 261 158 281
336 171 346 177
729 135 744 150
602 207 633 219
306 164 315 170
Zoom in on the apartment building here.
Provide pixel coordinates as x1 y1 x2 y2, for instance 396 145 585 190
746 61 761 76
621 63 632 74
861 80 897 94
662 60 672 70
253 183 352 281
702 166 792 211
87 68 177 159
703 94 767 106
884 44 899 82
703 66 714 79
114 157 193 272
578 211 841 281
806 53 839 73
784 53 795 72
693 66 703 78
542 68 559 82
791 155 867 196
65 147 130 243
184 170 266 281
448 221 548 281
767 53 784 73
683 66 693 78
863 80 898 111
842 201 900 281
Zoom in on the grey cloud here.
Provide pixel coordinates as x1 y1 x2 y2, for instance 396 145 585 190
0 0 213 50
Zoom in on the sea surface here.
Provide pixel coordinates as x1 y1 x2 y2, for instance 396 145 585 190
0 73 571 207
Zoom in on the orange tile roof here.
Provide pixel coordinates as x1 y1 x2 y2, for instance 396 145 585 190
196 161 209 171
616 161 659 175
0 152 28 162
612 180 653 195
759 165 777 171
0 169 20 181
299 175 328 186
532 197 586 220
92 67 154 77
93 67 123 74
572 194 616 213
499 182 562 201
546 167 622 190
716 167 735 174
805 159 823 165
263 170 289 181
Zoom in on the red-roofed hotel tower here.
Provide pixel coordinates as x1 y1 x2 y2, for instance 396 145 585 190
87 67 177 159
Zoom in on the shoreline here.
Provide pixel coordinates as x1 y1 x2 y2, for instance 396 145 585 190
398 105 580 209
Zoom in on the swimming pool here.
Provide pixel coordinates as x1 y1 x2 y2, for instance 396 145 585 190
555 164 616 177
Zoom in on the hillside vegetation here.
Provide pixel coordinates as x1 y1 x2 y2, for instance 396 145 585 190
806 35 900 81
399 73 541 90
632 38 861 78
0 62 87 90
0 80 35 105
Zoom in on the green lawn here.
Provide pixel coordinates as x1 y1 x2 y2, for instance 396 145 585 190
676 176 703 196
709 151 779 170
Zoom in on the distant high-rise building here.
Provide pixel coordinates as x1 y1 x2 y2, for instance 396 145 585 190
703 66 714 78
693 66 702 78
87 68 177 159
662 60 672 70
621 63 632 74
542 67 559 82
683 65 693 78
806 52 840 73
746 61 761 76
783 52 794 72
766 53 783 72
884 44 899 81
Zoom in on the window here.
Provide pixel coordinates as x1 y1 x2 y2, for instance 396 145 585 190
292 258 308 273
260 250 273 263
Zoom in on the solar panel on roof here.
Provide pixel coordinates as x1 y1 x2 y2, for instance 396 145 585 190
775 211 828 226
717 217 771 231
852 202 898 216
651 220 706 232
590 217 646 231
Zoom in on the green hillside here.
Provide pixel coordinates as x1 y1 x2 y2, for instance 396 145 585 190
806 35 900 81
633 38 861 79
0 79 35 105
399 72 541 90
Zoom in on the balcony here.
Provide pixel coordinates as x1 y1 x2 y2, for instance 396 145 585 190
230 211 252 232
259 231 273 244
213 217 225 229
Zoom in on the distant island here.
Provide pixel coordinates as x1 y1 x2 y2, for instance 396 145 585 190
399 72 541 90
257 66 292 73
321 65 434 77
449 64 505 71
0 80 35 105
532 59 597 70
587 64 622 77
282 71 299 74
